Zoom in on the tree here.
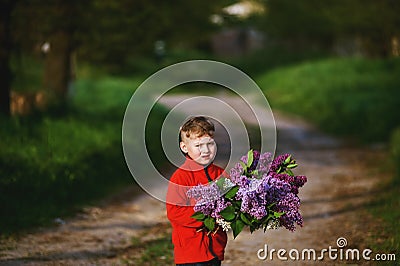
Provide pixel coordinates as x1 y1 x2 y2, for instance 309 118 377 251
13 0 90 107
326 0 400 57
9 0 234 110
0 0 15 116
78 0 233 67
258 0 400 57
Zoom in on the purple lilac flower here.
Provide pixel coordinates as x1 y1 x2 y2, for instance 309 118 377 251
263 170 305 231
239 191 267 219
275 192 303 232
187 182 220 215
189 150 307 234
269 153 291 173
187 182 231 218
264 174 292 202
256 152 272 174
187 182 220 201
268 172 307 195
293 175 307 188
211 198 232 218
229 162 243 179
236 178 269 219
229 162 249 186
269 172 296 194
239 150 272 175
193 198 214 216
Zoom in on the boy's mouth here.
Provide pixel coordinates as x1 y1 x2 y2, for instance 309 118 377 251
200 155 211 160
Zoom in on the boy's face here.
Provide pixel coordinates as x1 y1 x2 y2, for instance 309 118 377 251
180 134 216 166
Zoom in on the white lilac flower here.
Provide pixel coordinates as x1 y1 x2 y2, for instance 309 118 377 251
222 178 235 191
216 218 231 232
266 219 280 230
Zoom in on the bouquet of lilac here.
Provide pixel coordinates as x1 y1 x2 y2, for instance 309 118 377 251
187 150 307 238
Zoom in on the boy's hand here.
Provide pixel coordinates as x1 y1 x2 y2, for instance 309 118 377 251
196 226 205 233
196 225 220 236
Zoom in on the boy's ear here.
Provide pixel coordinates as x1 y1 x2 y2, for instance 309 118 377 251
180 141 188 153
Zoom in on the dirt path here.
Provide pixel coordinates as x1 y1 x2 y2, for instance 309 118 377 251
0 94 390 265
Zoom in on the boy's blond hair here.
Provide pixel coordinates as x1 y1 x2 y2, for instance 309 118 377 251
179 116 215 142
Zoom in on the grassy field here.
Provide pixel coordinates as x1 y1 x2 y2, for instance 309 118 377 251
256 57 400 142
366 128 400 256
0 63 169 234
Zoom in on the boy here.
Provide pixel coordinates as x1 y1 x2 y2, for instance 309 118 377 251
166 116 227 266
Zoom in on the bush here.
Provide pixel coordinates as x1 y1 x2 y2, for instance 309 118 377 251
258 57 400 142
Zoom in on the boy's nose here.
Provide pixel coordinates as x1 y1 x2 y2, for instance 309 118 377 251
199 144 210 153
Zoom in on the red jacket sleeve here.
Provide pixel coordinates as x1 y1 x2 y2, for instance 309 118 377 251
166 170 203 228
166 203 203 228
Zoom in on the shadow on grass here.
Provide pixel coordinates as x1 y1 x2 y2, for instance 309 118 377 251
0 99 170 234
365 180 400 254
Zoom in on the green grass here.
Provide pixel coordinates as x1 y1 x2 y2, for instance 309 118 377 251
131 235 174 265
367 128 400 256
0 62 169 234
368 187 400 261
363 130 399 262
257 57 400 142
227 45 328 76
123 224 174 265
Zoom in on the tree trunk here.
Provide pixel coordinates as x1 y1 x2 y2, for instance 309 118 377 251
43 30 73 106
0 1 14 116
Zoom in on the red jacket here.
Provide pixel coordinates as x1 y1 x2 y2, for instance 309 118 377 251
166 158 228 264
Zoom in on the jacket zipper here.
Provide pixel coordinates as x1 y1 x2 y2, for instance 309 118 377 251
204 166 218 260
204 166 212 182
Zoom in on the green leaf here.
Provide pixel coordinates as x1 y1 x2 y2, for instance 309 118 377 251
240 213 251 225
204 217 215 231
250 170 259 176
247 149 254 168
284 155 292 164
191 212 206 221
263 223 269 233
274 211 285 218
287 163 298 169
277 166 282 173
231 219 245 239
215 177 226 190
224 186 239 199
220 205 236 221
239 161 247 172
233 200 242 209
285 169 294 176
260 214 272 224
250 225 256 233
